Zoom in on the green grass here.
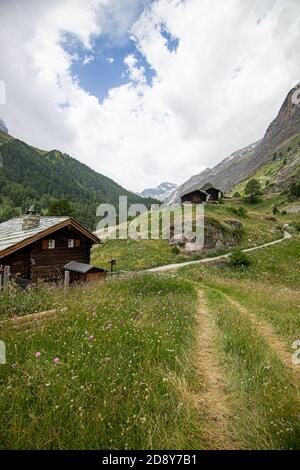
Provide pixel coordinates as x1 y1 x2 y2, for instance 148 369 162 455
1 199 299 450
204 287 300 449
92 201 284 272
229 132 300 196
175 237 300 449
0 275 204 450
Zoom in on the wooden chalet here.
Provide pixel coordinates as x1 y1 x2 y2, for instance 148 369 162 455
181 189 209 204
205 186 223 202
0 209 103 283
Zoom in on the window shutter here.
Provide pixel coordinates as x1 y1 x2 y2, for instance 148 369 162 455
41 240 48 250
75 239 81 247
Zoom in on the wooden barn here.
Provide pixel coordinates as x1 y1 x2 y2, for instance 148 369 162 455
0 209 103 283
64 261 106 283
205 186 223 202
181 189 209 204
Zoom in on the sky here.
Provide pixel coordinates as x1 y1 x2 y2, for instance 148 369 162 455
0 0 300 192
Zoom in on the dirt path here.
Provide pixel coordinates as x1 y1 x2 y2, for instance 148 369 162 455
223 292 300 388
193 290 239 449
146 231 291 273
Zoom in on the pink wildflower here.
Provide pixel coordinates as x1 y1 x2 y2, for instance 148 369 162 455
53 357 60 364
35 352 42 359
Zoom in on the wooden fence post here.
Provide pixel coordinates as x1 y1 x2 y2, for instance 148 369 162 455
64 270 70 291
3 266 10 288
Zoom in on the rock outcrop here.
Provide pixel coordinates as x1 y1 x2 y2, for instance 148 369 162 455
0 118 8 134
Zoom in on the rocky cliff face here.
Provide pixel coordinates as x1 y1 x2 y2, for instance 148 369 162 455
0 118 8 134
249 84 300 168
165 84 300 204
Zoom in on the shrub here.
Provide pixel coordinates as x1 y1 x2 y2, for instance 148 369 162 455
281 210 287 216
244 179 261 203
229 248 251 267
290 181 300 198
228 206 248 217
171 245 180 254
293 222 300 232
273 205 279 215
233 191 241 198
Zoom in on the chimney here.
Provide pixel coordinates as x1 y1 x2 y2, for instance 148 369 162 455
22 206 40 230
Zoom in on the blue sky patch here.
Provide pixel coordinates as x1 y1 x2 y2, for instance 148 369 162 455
61 31 155 103
160 27 179 53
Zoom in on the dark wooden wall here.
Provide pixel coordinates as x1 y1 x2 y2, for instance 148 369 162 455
0 226 94 282
181 191 207 204
206 188 221 201
0 246 31 279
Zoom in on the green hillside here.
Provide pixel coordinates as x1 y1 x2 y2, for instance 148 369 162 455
229 132 300 196
0 131 157 229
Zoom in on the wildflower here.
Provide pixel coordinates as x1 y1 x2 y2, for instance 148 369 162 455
53 357 60 364
88 335 95 342
119 320 126 326
35 352 42 359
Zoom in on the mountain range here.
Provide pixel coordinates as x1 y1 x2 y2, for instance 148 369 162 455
0 125 157 229
138 182 178 201
1 83 299 227
165 83 300 204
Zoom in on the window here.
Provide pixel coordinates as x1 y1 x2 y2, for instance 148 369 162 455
68 239 74 248
41 240 48 250
75 239 81 248
42 239 56 250
48 239 55 249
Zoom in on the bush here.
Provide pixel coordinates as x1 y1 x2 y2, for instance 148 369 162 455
293 222 300 232
233 192 241 198
229 248 251 267
273 205 279 215
290 181 300 198
281 210 287 216
228 206 248 217
171 245 180 254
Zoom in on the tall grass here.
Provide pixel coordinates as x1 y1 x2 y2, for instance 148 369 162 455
0 275 201 449
205 288 300 449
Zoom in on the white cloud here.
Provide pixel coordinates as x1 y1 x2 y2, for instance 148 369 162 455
0 0 300 192
123 54 146 84
106 57 114 64
82 55 95 65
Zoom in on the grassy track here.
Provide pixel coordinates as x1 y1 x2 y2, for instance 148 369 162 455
203 287 300 449
177 236 300 448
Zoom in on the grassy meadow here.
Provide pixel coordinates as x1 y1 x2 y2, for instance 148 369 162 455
0 275 205 449
92 200 285 272
0 196 300 449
